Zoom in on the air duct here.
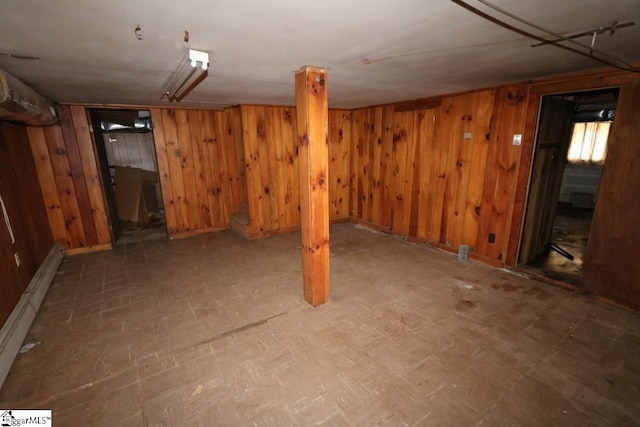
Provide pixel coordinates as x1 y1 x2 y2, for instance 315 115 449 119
573 109 615 122
0 69 59 126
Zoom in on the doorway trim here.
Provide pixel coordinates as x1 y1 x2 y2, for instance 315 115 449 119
88 108 167 246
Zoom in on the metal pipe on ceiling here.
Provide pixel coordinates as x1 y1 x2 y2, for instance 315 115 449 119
450 0 640 73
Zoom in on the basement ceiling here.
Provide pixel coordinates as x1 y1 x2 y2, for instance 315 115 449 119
1 0 639 109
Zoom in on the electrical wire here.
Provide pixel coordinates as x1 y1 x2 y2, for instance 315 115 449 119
476 0 637 70
451 0 640 73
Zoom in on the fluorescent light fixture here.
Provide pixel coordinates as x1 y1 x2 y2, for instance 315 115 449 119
164 49 209 102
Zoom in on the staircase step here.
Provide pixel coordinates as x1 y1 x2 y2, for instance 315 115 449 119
229 209 249 239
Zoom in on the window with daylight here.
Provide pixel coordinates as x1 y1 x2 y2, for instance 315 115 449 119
567 121 611 164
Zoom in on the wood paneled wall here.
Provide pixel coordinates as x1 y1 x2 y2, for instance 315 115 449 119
477 87 529 262
350 106 394 228
27 105 245 250
150 108 240 236
238 92 527 261
28 105 111 252
0 123 54 324
328 110 351 220
582 81 640 310
11 65 640 310
241 105 300 236
349 87 528 262
240 106 351 237
225 106 247 213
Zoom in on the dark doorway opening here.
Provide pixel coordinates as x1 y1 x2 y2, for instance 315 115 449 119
90 109 167 245
518 88 619 285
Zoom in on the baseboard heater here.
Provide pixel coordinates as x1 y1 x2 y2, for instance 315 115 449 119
0 243 64 388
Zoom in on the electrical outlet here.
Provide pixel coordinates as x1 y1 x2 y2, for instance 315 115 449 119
458 245 469 262
14 252 21 267
463 132 473 140
512 134 522 145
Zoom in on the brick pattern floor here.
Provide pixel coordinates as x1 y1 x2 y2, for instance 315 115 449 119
1 223 639 426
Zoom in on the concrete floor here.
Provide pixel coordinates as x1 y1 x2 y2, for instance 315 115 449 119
1 223 638 426
523 210 592 286
116 216 168 246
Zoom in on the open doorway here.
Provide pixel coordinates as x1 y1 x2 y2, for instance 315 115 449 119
518 88 619 285
90 109 167 245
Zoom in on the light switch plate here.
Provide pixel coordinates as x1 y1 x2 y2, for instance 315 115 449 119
464 132 473 140
513 134 522 145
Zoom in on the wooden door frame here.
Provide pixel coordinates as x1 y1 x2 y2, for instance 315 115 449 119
87 108 165 244
88 109 120 245
517 96 577 265
505 67 637 266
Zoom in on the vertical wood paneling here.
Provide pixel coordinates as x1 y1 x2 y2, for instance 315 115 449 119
241 105 301 236
0 123 54 324
26 105 111 252
149 109 178 234
364 108 372 223
282 108 300 227
27 127 70 246
379 107 395 229
478 87 529 261
408 110 430 238
370 108 383 225
349 109 363 219
69 106 111 245
198 111 218 227
223 107 246 213
328 110 351 220
266 108 284 229
43 126 85 247
151 108 231 236
349 107 392 229
401 111 420 236
459 91 494 249
350 89 526 261
241 106 265 235
240 105 348 236
187 109 211 228
413 109 438 241
199 111 218 228
505 93 541 265
440 94 477 248
211 111 231 225
157 109 189 232
429 106 451 244
256 107 275 232
29 105 235 249
582 81 640 309
175 109 202 230
391 111 409 234
58 106 97 246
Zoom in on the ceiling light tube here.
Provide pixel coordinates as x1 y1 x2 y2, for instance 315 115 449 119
164 49 210 102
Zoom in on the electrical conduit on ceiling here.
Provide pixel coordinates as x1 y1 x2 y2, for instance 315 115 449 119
450 0 640 73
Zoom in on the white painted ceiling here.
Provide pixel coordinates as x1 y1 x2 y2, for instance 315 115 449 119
1 0 639 109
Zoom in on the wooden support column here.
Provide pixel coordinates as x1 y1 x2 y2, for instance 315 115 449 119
295 66 330 306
